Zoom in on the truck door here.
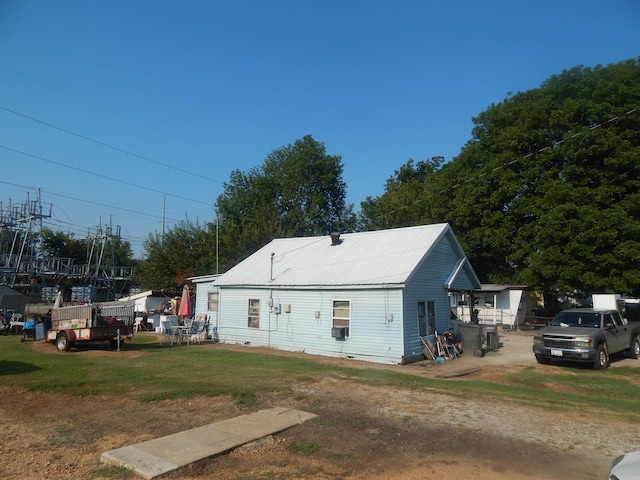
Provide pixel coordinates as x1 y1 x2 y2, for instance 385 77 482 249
603 312 627 353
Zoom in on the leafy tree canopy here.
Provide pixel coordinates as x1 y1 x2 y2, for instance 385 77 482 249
137 219 213 290
216 135 356 265
359 58 640 297
40 228 133 267
358 157 445 231
137 135 355 288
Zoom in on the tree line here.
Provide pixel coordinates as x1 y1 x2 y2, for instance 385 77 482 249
38 58 640 301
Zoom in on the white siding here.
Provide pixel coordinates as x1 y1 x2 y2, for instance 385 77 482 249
197 224 482 365
216 287 405 364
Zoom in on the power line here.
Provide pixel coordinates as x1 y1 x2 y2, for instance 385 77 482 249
1 65 244 166
0 69 237 256
0 179 182 223
0 145 215 208
0 105 225 185
377 107 639 223
0 180 188 251
43 217 149 249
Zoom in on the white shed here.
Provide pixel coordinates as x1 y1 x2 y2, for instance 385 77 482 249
198 224 481 364
118 290 178 331
450 284 529 329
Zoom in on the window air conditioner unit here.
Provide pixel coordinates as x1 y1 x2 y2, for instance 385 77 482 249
331 327 347 339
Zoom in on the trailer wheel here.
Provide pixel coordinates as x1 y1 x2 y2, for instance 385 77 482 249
56 332 71 352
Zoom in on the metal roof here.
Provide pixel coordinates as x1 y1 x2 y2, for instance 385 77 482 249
477 284 529 292
118 290 179 301
0 285 25 296
215 223 463 288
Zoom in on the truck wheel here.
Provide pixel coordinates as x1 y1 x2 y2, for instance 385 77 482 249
535 355 551 365
56 332 70 352
628 336 640 359
594 344 609 369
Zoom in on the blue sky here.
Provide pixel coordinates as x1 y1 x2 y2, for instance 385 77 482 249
1 0 638 258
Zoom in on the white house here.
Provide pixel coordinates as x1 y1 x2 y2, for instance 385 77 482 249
195 224 481 364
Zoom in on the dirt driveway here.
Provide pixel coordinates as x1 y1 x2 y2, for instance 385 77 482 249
0 332 635 479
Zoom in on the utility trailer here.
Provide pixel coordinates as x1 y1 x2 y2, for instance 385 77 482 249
45 302 135 352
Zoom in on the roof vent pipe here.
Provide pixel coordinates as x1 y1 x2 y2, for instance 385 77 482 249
330 232 342 246
270 252 275 281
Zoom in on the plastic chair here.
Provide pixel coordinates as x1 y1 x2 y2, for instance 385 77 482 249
176 318 194 345
190 319 206 344
159 320 176 346
134 316 147 332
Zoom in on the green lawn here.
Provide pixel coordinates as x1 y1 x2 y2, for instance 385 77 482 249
2 333 640 420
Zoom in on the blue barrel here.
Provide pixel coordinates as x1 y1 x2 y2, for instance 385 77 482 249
35 322 47 340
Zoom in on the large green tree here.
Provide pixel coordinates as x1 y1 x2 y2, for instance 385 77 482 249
448 59 640 296
358 58 640 298
358 157 445 231
137 219 214 290
40 228 133 266
216 135 356 265
137 136 355 289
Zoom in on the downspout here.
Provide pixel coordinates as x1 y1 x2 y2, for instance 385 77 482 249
215 285 221 342
269 253 275 347
268 288 272 347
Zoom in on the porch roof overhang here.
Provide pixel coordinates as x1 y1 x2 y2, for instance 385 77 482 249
476 283 529 293
444 257 481 291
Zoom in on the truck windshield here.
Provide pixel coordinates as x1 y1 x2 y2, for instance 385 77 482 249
550 312 600 328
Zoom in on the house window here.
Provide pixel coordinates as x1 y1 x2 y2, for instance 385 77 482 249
332 300 350 336
484 295 495 308
248 299 260 328
418 301 436 336
450 293 469 306
207 291 219 311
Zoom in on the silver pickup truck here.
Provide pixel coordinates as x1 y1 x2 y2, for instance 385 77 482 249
532 308 640 369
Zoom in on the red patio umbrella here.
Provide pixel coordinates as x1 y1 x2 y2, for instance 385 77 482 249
178 285 191 318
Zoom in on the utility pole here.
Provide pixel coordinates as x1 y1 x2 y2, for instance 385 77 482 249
162 196 166 239
215 212 219 275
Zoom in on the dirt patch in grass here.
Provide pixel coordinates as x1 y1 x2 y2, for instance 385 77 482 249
1 333 633 479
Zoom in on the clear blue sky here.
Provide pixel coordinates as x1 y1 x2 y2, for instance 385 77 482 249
1 0 638 258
